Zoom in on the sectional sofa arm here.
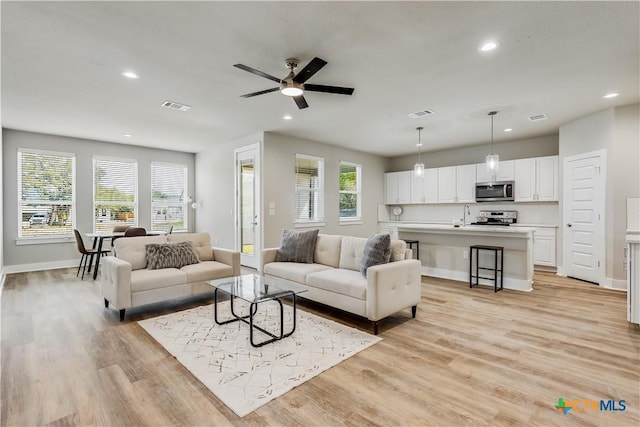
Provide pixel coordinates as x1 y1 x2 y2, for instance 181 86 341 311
261 247 280 273
365 259 422 321
100 256 133 310
212 247 241 276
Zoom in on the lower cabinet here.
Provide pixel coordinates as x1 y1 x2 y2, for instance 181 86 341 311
533 228 557 267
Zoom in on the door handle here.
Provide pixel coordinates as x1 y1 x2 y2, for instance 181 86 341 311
567 223 572 227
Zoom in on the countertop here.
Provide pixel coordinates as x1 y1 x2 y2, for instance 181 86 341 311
379 220 558 229
389 222 537 235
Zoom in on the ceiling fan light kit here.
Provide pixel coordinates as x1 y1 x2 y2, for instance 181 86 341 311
234 57 354 109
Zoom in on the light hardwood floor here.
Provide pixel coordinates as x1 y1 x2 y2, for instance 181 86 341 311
1 269 639 426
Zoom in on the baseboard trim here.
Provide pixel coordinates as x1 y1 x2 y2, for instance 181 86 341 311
601 277 627 291
421 266 533 292
3 259 78 274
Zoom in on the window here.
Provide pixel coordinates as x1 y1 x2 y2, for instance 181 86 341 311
18 149 76 238
339 161 361 221
93 156 137 233
295 154 324 223
151 162 188 232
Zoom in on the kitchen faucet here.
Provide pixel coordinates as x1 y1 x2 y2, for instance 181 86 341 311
463 204 471 226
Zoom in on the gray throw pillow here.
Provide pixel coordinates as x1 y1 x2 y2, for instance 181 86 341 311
145 241 200 270
360 233 391 277
275 229 319 263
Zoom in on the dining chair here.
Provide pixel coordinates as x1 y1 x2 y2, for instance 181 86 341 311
111 224 131 247
74 229 110 280
124 227 147 237
166 225 174 234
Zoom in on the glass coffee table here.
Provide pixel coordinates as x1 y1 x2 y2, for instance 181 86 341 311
206 274 308 347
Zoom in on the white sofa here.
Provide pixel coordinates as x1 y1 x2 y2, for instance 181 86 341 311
262 234 422 334
101 232 240 321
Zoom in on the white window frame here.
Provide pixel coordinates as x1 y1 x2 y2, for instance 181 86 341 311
17 148 76 242
338 161 362 223
294 154 325 226
92 156 138 233
150 162 189 232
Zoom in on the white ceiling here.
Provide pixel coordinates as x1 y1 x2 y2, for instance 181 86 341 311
2 1 638 157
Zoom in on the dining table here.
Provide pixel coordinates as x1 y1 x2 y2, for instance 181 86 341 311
85 230 165 280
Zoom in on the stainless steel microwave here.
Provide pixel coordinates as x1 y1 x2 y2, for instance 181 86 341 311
475 181 514 202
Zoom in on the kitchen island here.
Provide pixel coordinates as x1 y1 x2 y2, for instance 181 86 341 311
381 222 536 292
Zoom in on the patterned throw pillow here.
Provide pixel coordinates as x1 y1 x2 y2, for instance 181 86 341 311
275 229 319 263
360 233 391 277
145 242 200 270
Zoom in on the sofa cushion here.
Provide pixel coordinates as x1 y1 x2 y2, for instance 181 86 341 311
264 262 333 283
180 261 233 282
390 239 408 262
130 268 187 292
338 236 367 271
275 229 319 263
145 242 200 269
360 233 391 277
115 235 168 270
167 232 214 261
306 268 367 300
314 234 342 267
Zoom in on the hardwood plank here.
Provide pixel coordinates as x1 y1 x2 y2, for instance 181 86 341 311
1 269 638 426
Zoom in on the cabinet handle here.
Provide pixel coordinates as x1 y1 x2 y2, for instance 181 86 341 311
567 223 572 228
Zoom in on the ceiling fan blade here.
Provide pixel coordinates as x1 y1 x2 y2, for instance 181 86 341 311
240 87 279 98
304 84 354 95
233 64 282 84
293 57 327 84
293 95 309 109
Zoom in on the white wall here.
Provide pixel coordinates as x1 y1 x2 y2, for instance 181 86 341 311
2 129 196 270
0 129 4 283
262 132 388 248
559 104 640 286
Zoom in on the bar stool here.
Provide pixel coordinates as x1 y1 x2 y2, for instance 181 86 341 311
403 239 420 260
469 245 504 292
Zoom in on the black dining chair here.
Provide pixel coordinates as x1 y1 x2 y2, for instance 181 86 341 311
124 227 147 237
166 225 174 234
74 229 110 280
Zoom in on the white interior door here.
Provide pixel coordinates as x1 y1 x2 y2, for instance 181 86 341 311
563 150 605 284
235 144 261 269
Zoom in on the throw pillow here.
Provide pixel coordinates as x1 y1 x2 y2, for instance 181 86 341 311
360 233 391 277
275 229 319 263
145 241 200 270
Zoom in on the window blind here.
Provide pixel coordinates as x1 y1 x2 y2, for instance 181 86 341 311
151 162 188 232
295 154 324 222
339 162 361 219
93 157 137 232
18 149 76 238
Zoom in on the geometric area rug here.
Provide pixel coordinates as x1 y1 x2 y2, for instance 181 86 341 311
138 301 381 417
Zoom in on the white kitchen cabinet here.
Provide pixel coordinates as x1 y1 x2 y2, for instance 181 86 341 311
514 155 558 202
379 224 399 240
533 228 557 267
410 172 424 203
410 167 438 203
385 171 411 204
438 165 475 203
476 160 515 183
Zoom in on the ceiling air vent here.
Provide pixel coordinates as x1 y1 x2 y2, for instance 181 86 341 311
161 101 192 111
408 109 434 119
528 113 549 122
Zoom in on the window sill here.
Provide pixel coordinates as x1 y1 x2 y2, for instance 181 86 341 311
339 220 363 226
294 222 326 229
16 236 75 245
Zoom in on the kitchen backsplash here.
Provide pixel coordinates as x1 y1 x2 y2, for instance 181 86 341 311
380 202 559 225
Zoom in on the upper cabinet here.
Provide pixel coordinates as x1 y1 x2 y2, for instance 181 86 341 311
385 171 411 204
476 160 515 183
514 155 558 202
438 164 476 203
410 167 438 204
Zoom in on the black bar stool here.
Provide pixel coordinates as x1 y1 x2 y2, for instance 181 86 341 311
404 239 419 260
469 245 504 292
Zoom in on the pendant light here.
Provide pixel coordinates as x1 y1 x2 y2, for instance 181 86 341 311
414 126 425 177
485 111 499 181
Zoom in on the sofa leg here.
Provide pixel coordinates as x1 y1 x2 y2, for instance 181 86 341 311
119 309 125 322
104 298 109 308
373 321 379 335
411 305 417 318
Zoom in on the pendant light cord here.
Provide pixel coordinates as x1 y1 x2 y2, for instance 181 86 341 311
488 111 497 154
417 127 422 162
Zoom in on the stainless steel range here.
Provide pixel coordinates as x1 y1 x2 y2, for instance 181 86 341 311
471 210 517 226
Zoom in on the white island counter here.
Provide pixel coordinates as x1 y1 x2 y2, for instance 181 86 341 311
381 222 536 292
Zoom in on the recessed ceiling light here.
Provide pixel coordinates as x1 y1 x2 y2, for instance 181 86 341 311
603 92 620 99
416 143 423 147
121 71 139 79
283 115 292 120
123 134 132 138
480 42 498 52
504 128 513 132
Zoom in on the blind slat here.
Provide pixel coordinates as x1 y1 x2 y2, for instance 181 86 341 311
93 158 137 232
